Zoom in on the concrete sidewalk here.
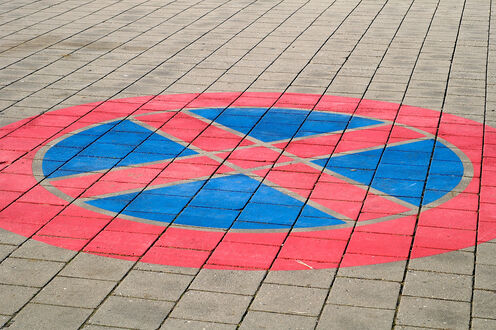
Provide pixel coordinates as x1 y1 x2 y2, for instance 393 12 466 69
0 0 495 328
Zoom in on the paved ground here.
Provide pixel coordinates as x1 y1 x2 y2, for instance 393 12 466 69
0 0 495 329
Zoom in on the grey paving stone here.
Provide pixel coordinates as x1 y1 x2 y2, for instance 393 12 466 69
403 270 473 301
327 277 400 310
317 304 395 330
264 268 336 289
0 257 64 287
133 262 199 276
476 242 496 266
396 296 470 329
471 317 496 330
81 325 121 330
190 269 265 295
33 276 115 308
6 303 92 330
472 289 496 320
114 270 193 301
0 228 26 246
60 253 133 281
250 283 327 317
10 240 76 262
0 315 8 328
170 290 252 324
0 284 38 315
89 295 174 329
0 244 15 261
337 260 406 282
161 318 236 330
240 310 317 330
475 264 496 291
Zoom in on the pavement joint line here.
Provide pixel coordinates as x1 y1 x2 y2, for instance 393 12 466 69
46 0 309 326
0 0 188 101
0 0 495 328
468 0 493 327
0 0 128 61
392 0 471 326
309 0 438 325
0 0 96 36
0 0 49 23
0 0 260 325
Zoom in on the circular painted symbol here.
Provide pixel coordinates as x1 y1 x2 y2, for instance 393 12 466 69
0 93 494 270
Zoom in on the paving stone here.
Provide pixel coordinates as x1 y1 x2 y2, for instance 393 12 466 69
89 295 174 329
264 268 336 289
337 260 406 282
161 318 236 330
408 248 476 278
476 242 496 266
0 284 38 315
472 289 496 320
396 296 471 329
403 270 473 301
60 253 133 281
471 317 496 330
170 290 252 324
10 240 76 262
250 283 327 316
0 244 15 261
240 310 317 330
475 264 496 291
190 269 265 295
81 325 121 330
0 0 494 328
0 229 26 246
6 303 92 330
0 257 64 287
0 315 8 328
133 262 200 276
317 304 395 329
327 277 400 310
114 270 193 301
33 276 115 308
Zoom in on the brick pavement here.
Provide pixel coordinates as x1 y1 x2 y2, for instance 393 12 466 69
0 0 495 328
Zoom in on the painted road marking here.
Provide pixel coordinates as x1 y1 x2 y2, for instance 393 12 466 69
0 92 492 270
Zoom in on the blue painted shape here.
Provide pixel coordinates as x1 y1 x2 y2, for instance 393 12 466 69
315 147 383 170
429 160 464 176
95 131 150 146
43 146 82 162
87 180 205 221
232 180 345 229
203 174 260 193
423 142 463 204
375 163 429 180
87 191 139 214
86 173 344 229
313 139 464 206
190 188 252 210
43 120 197 178
381 150 431 166
238 203 301 225
250 185 301 205
294 216 345 228
232 220 292 230
80 143 135 158
191 107 381 142
47 155 121 178
296 116 381 138
175 206 239 228
370 177 424 205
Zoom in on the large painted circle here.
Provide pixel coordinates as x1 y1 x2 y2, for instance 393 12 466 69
0 92 494 270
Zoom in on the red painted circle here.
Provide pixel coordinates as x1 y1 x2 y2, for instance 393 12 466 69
0 92 494 270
